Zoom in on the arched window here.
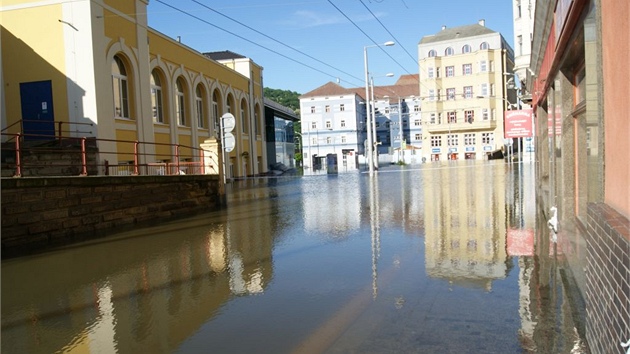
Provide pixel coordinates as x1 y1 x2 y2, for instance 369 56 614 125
195 85 204 128
112 55 130 118
445 47 454 56
480 42 489 50
175 77 186 126
226 94 233 114
428 49 437 57
462 44 471 53
212 90 220 131
150 70 164 123
240 99 249 134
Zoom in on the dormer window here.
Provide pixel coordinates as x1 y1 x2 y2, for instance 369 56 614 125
462 44 471 53
428 49 437 57
445 47 454 56
480 42 489 50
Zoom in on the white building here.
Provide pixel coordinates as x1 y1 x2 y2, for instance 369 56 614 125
418 20 516 161
299 76 420 172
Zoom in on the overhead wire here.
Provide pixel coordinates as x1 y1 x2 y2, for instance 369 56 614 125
153 0 366 88
189 0 365 86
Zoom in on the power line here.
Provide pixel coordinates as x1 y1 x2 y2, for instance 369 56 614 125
153 0 365 88
190 0 365 85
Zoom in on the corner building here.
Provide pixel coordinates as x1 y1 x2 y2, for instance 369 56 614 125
418 20 516 161
1 0 266 178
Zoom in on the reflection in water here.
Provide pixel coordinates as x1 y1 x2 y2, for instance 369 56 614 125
1 162 589 353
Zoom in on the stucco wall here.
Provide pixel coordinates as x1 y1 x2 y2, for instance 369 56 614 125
602 0 630 218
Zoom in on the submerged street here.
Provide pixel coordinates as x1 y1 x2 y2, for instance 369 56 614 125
1 161 589 353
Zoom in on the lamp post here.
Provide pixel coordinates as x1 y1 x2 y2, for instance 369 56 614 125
364 41 395 176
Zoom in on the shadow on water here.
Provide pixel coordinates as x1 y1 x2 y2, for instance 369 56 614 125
1 161 589 353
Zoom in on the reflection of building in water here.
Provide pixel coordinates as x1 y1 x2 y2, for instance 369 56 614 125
1 199 280 353
423 164 510 290
301 176 362 238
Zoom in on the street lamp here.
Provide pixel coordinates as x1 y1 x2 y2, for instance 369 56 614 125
370 73 394 170
364 41 395 176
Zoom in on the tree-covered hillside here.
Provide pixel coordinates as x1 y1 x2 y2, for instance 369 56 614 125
264 88 300 115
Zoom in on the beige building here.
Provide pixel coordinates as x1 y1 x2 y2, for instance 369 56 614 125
418 20 515 161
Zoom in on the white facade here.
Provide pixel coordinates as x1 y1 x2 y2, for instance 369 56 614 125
512 0 536 95
299 87 366 173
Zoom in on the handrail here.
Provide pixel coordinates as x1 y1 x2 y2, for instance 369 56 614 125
1 119 94 142
0 132 219 178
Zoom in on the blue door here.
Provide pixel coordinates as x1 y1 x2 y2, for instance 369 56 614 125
20 80 55 140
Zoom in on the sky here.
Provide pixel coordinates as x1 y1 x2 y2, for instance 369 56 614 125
147 1 515 95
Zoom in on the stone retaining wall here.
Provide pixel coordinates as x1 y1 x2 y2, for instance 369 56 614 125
1 175 223 258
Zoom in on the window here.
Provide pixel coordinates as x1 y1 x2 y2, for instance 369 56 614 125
436 67 441 77
446 88 456 100
463 63 472 75
112 55 130 119
430 113 436 124
429 89 436 101
325 105 330 113
310 106 316 113
175 77 186 126
384 107 390 114
226 96 232 113
414 119 420 126
428 49 437 57
464 86 473 99
480 60 488 72
428 67 435 78
481 83 489 96
240 99 248 134
447 134 458 146
254 108 260 135
482 132 494 145
414 105 420 112
325 120 331 129
311 121 317 129
438 113 442 124
415 133 421 140
517 0 522 18
150 70 163 123
464 133 476 145
341 120 346 127
482 108 489 121
462 44 471 53
480 42 489 50
312 137 318 145
448 111 457 123
341 135 347 143
326 137 332 144
465 110 474 123
446 66 454 77
340 104 345 111
431 136 442 147
517 35 523 56
212 91 219 130
445 47 454 56
195 86 205 128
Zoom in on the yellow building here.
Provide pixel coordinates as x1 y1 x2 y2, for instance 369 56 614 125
1 0 266 178
418 20 515 161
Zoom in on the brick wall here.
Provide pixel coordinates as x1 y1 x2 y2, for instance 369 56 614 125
1 175 223 258
585 203 630 354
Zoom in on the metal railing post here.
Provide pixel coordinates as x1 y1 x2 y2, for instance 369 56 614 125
175 145 180 174
14 133 22 177
57 122 63 143
80 137 88 176
200 150 205 175
133 140 140 175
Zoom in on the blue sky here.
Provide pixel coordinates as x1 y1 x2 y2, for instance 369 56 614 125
147 1 515 94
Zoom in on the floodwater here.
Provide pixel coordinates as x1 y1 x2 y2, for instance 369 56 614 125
1 161 589 354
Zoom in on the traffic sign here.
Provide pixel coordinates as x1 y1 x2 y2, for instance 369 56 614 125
221 113 235 133
223 132 235 152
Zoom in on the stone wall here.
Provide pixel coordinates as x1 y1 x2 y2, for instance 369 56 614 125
1 175 223 258
585 203 630 354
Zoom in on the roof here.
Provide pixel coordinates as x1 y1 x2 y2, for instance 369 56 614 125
300 76 420 101
203 50 247 61
299 82 358 99
419 23 497 44
264 97 298 120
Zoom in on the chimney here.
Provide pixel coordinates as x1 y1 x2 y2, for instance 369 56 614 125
441 25 446 30
478 19 485 26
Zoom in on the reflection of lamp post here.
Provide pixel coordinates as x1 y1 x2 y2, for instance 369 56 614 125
364 41 395 176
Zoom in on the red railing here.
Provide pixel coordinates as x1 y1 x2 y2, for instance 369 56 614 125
1 132 219 178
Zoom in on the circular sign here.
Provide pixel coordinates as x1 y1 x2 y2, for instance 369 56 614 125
221 113 235 133
223 132 235 152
